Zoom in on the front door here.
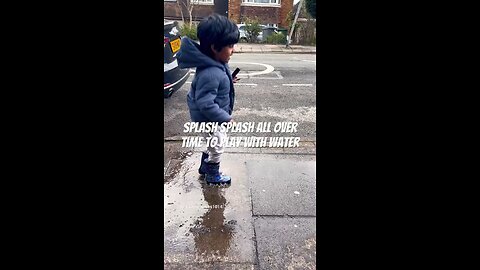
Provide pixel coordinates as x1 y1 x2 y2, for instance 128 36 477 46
214 0 228 17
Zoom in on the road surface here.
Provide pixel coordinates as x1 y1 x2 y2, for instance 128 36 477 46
164 53 316 141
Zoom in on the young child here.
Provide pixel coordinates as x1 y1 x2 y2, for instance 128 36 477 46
177 14 239 186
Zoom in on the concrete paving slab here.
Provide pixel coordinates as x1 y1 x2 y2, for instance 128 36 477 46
234 44 316 54
247 155 316 216
164 153 256 265
164 144 193 183
165 263 256 270
254 217 316 270
228 147 262 154
190 144 315 155
164 142 188 167
165 158 185 180
260 148 285 154
285 145 316 155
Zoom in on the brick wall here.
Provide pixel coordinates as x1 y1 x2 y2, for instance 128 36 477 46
228 0 242 23
240 6 280 25
163 0 215 21
166 0 294 27
229 0 293 28
164 2 182 19
279 0 293 28
192 5 216 20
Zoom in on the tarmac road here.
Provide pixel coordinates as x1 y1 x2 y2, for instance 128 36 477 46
163 53 317 141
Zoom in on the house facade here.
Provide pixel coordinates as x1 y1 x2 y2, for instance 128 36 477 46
164 0 293 28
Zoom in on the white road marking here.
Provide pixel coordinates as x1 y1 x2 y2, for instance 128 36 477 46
249 71 283 80
282 84 313 87
229 62 275 76
188 64 278 79
301 60 316 63
186 82 256 86
235 83 257 86
185 82 258 86
234 107 316 123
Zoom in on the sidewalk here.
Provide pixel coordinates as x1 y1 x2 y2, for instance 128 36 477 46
235 43 316 54
164 141 316 269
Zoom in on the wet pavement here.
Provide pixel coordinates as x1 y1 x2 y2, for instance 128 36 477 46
255 217 316 269
164 142 316 269
248 158 316 216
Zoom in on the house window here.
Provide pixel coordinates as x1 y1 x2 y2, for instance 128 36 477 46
242 0 281 4
191 0 214 4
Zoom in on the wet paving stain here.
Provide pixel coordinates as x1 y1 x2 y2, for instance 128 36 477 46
164 151 193 183
166 138 318 270
164 152 257 265
190 180 236 259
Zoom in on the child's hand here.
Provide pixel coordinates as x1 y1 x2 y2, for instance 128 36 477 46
233 77 240 83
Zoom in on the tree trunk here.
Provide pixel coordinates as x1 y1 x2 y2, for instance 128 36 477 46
176 0 185 24
287 0 303 47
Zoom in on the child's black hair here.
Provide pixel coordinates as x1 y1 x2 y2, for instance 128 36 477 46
197 14 240 58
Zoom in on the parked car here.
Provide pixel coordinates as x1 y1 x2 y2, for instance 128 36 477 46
237 24 267 42
164 20 189 98
237 24 285 43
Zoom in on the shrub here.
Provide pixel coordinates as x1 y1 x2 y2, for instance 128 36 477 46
244 17 262 43
285 6 316 45
266 32 286 44
179 23 197 40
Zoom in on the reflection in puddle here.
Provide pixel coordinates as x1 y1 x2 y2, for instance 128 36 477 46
190 179 235 259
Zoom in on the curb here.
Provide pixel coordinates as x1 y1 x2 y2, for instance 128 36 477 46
164 137 316 142
235 50 316 54
235 44 316 54
164 140 316 155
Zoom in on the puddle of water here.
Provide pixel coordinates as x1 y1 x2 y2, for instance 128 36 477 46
191 183 236 259
164 152 255 265
165 153 236 262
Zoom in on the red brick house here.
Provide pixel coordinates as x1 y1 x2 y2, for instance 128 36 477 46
164 0 293 28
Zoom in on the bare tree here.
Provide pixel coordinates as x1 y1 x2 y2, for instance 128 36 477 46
176 0 199 27
175 0 185 24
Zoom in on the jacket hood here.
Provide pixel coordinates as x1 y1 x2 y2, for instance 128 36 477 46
177 37 225 71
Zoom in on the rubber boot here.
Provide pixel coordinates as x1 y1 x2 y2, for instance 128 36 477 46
198 152 208 175
205 162 231 186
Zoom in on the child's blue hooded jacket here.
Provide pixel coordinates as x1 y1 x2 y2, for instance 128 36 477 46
177 37 234 124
